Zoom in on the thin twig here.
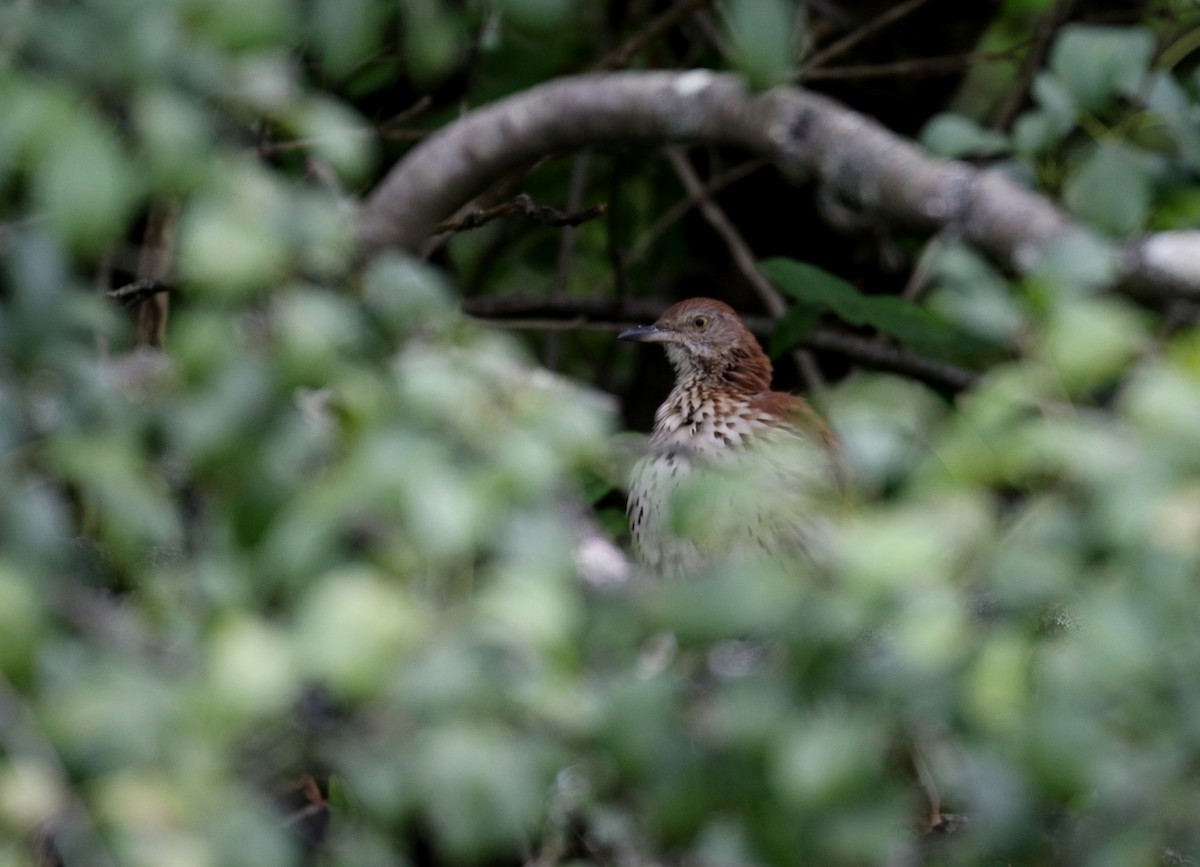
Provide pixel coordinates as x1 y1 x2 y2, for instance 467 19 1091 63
106 279 173 306
594 0 715 70
377 95 434 131
627 158 767 265
460 294 981 391
804 50 1016 81
661 151 785 315
990 0 1075 130
662 147 826 392
434 193 607 235
901 233 945 303
547 153 595 370
691 8 732 58
805 0 937 70
607 156 630 301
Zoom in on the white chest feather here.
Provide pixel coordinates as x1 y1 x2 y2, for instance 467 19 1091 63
649 392 768 455
626 385 834 578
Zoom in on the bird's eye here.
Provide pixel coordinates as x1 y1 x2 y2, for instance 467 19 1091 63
691 315 709 329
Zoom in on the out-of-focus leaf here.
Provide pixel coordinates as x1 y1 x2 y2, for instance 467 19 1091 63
399 0 462 86
178 164 291 297
1036 298 1147 392
412 723 550 861
726 0 797 89
925 242 1028 345
207 616 299 718
187 0 298 51
132 89 215 193
1146 71 1200 168
825 375 947 495
0 562 42 673
311 0 384 80
921 113 1010 158
1023 229 1118 302
1049 25 1154 113
295 567 427 697
1063 142 1156 236
764 257 995 357
496 0 578 32
285 98 376 184
769 304 820 357
1012 73 1078 154
32 118 140 253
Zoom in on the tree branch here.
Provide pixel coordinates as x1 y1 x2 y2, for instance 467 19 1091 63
459 294 980 391
356 70 1200 298
434 193 606 234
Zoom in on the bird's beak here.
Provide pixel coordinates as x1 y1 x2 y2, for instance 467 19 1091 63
618 324 672 343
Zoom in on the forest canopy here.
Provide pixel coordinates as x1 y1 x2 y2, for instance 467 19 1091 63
4 1 1200 865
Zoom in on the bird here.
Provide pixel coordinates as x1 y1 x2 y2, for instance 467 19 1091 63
618 297 846 578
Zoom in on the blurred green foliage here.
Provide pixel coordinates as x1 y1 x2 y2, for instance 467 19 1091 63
3 1 1200 866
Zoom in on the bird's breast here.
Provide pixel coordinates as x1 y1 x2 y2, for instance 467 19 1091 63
650 393 767 456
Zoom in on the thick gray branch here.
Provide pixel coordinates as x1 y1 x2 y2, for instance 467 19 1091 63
357 70 1200 297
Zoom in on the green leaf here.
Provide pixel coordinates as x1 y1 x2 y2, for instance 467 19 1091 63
761 258 865 319
32 117 140 253
400 0 463 86
1063 142 1155 236
1013 74 1078 155
1147 71 1200 169
925 242 1028 345
1031 73 1077 128
762 258 992 358
188 0 298 51
1049 25 1154 113
920 113 1010 158
725 0 797 89
311 0 384 80
496 0 578 31
770 305 820 357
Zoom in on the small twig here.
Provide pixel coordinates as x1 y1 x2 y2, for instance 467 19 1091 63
281 802 327 829
900 233 946 303
805 50 1016 81
663 147 826 392
547 153 594 370
433 193 606 235
607 157 630 302
691 8 732 59
594 0 715 70
133 200 179 348
460 294 981 391
805 0 936 70
626 158 767 265
106 279 173 306
377 95 434 132
662 151 785 315
990 0 1074 130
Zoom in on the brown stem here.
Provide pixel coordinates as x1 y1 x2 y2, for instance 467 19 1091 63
460 294 980 391
595 0 715 70
433 193 607 234
805 0 937 70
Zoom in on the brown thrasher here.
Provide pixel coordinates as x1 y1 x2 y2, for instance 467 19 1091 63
619 297 845 578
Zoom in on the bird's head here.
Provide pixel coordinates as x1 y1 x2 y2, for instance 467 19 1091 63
618 297 771 391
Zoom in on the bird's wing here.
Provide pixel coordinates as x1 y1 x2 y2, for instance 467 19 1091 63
753 390 853 500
